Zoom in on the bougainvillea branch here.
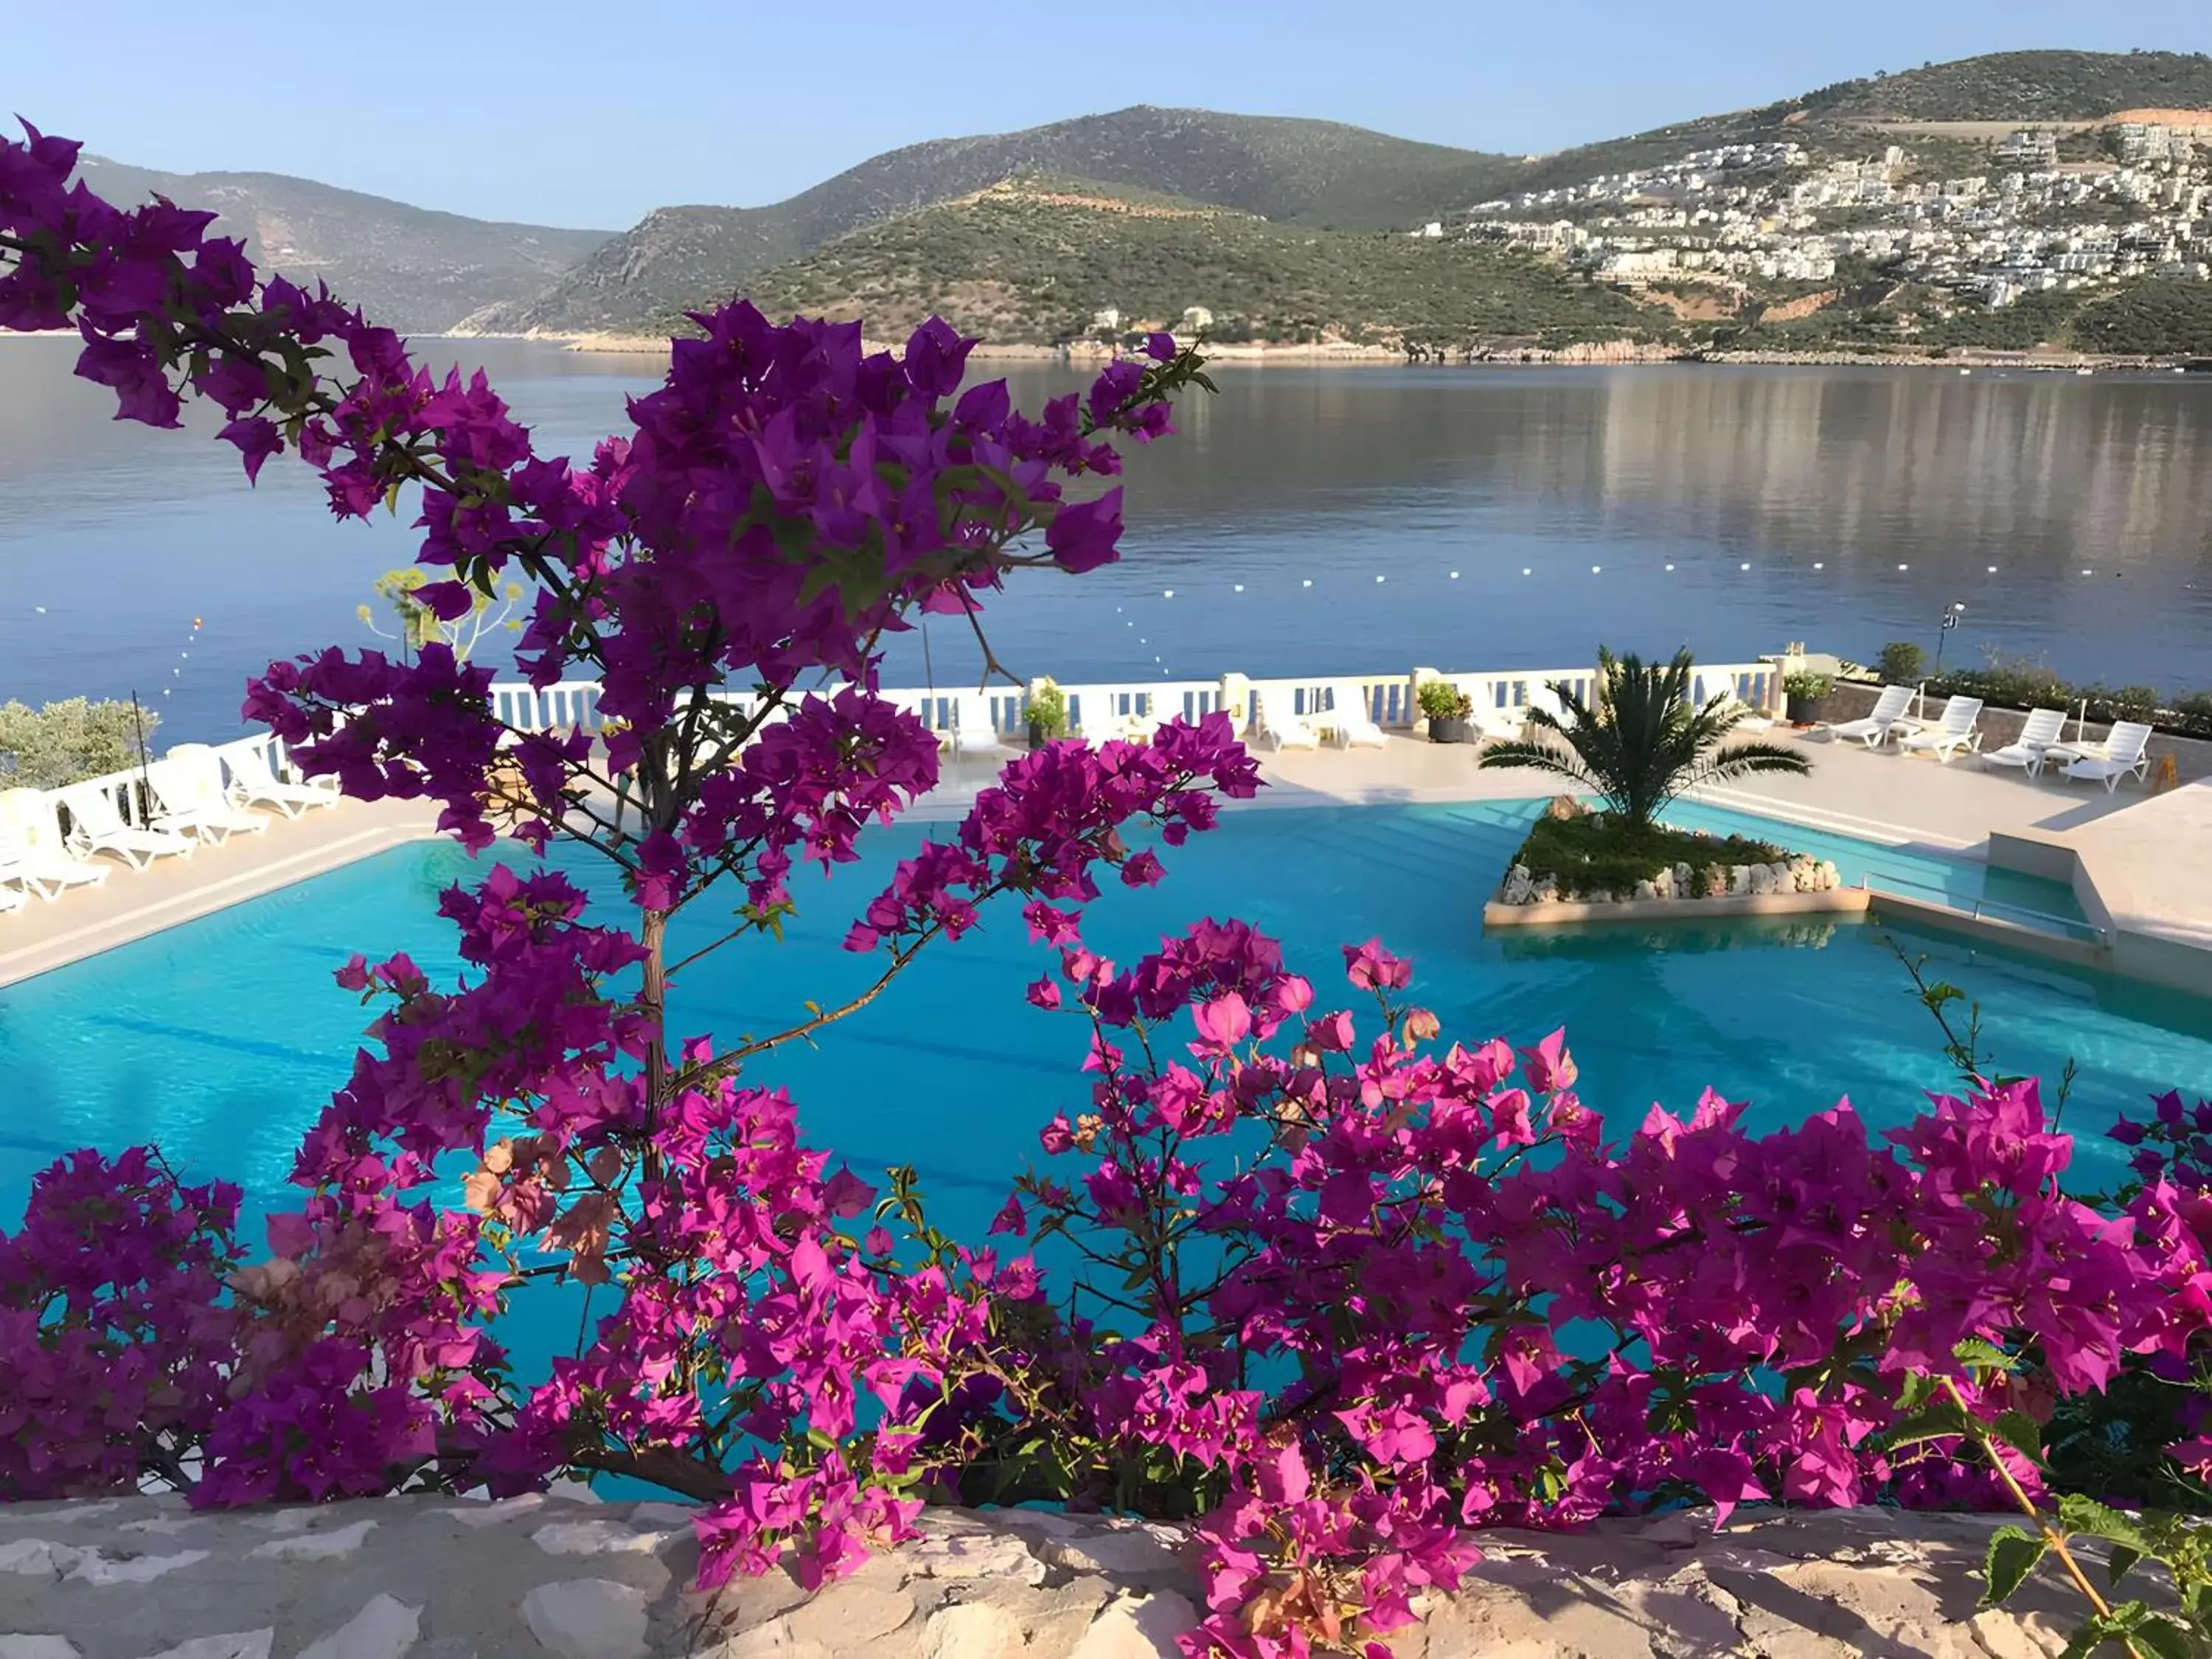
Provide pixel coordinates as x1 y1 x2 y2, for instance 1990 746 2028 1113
9 119 2212 1659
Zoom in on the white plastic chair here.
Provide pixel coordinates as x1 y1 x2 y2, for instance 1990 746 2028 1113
218 737 341 816
1326 684 1387 748
2059 722 2155 793
1826 684 1916 747
1898 697 1984 762
950 694 1020 761
1981 709 2068 778
1251 690 1321 751
58 782 197 869
0 789 111 900
149 748 271 843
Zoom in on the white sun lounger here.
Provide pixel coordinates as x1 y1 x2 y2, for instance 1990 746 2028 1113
1251 689 1322 751
1981 708 2069 778
0 790 113 900
217 737 341 816
950 694 1021 762
1079 705 1160 744
58 782 197 869
148 748 271 843
1827 684 1916 748
2057 721 2155 793
1325 684 1387 748
1897 696 1984 762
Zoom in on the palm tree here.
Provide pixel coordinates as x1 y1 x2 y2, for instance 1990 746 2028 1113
1479 647 1809 828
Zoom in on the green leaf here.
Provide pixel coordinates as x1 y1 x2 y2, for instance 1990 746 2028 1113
1954 1338 2022 1374
2059 1495 2151 1552
2107 1543 2145 1591
1982 1525 2048 1607
1990 1409 2044 1461
2132 1615 2195 1659
1883 1401 1975 1448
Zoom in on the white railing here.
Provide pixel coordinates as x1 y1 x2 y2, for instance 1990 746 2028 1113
468 655 1770 748
1691 661 1779 712
1436 666 1598 720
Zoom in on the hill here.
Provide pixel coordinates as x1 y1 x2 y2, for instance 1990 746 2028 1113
1800 49 2212 122
74 156 613 333
702 177 1668 349
475 51 2212 343
467 107 1523 335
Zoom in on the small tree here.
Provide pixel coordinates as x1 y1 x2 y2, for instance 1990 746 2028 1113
358 566 522 663
1877 640 1925 684
0 696 157 789
1478 647 1809 827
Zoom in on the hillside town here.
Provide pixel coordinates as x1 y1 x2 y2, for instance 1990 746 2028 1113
1461 119 2212 309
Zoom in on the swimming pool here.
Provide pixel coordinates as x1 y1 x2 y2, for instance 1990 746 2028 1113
4 797 2205 1257
1660 800 2094 936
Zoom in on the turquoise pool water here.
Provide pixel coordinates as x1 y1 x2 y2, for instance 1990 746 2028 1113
4 798 2205 1260
1660 801 2095 934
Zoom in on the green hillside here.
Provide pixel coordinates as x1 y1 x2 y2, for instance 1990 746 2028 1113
75 156 609 334
481 108 1523 334
462 49 2212 343
684 178 1669 349
1804 49 2212 121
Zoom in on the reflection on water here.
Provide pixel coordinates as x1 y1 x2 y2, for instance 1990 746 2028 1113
3 340 2209 742
1493 917 1846 959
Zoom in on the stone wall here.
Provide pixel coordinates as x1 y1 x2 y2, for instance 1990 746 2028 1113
0 1495 2111 1658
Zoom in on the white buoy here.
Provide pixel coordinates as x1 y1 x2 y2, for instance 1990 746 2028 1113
1987 566 1997 574
1374 574 1385 584
2081 568 2093 576
1448 571 1460 580
1302 579 1312 588
1163 589 1174 598
1814 562 1824 570
1896 563 1908 572
1664 563 1674 571
1233 583 1244 592
1590 565 1601 574
1739 562 1750 571
1522 568 1532 576
32 605 46 614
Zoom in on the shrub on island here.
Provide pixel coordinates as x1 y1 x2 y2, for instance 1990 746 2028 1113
1495 796 1841 904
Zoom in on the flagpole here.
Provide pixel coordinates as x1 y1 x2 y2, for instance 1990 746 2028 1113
128 689 153 827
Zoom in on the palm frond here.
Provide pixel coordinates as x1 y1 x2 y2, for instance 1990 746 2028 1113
1496 647 1812 828
1478 738 1601 793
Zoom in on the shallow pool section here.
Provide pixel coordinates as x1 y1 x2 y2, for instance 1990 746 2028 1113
1660 799 2093 936
4 799 2207 1253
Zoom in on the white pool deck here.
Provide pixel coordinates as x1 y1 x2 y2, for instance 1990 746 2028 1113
1 729 2205 990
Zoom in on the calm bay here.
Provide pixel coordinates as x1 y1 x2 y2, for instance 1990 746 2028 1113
2 338 2209 741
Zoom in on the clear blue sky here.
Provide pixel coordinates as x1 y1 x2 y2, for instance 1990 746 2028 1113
9 0 2210 229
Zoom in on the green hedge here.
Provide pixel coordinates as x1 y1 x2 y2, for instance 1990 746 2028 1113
1514 813 1783 899
1902 667 2212 740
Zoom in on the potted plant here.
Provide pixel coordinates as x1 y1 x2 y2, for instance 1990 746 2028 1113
1026 680 1069 749
1784 670 1834 725
1416 679 1474 745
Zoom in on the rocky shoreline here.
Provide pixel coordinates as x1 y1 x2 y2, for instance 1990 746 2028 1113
535 330 2188 372
1496 852 1844 907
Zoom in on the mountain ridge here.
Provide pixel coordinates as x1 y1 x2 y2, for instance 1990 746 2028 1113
460 106 1525 335
465 51 2212 341
72 156 613 333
